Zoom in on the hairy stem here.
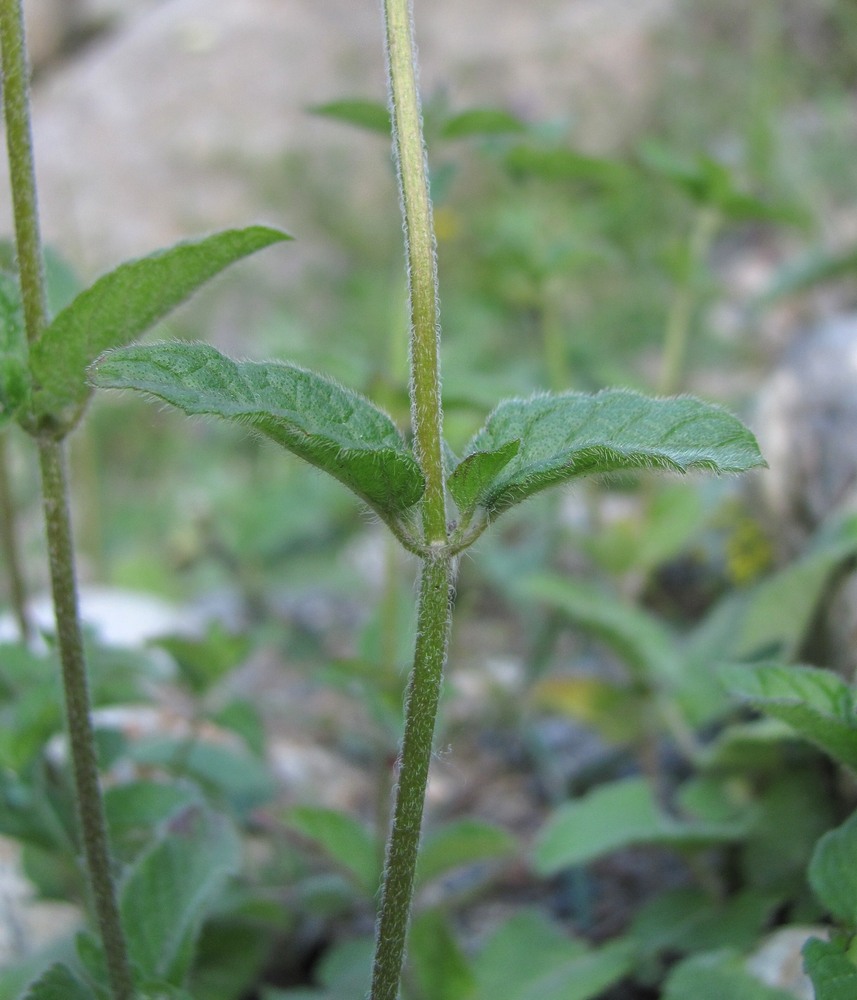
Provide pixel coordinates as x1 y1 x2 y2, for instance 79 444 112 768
0 0 47 342
0 4 135 997
383 0 446 545
371 555 453 1000
372 1 453 997
39 441 136 1000
0 433 31 641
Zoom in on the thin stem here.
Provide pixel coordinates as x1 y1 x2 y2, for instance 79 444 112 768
383 0 446 545
39 441 136 1000
0 0 48 342
0 5 135 997
371 554 453 1000
0 432 32 641
658 205 719 396
371 3 454 995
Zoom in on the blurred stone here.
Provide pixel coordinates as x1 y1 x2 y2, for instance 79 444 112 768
747 926 822 1000
3 0 675 287
752 316 857 556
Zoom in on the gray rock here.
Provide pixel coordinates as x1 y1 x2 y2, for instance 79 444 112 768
753 316 857 555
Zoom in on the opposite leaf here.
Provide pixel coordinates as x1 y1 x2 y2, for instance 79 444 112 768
21 964 96 1000
803 938 857 1000
29 226 290 432
462 389 765 516
89 342 424 517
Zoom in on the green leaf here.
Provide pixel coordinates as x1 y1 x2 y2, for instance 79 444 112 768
630 888 782 958
809 810 857 924
532 777 748 875
89 342 425 518
471 911 587 1000
516 574 680 685
505 147 632 189
664 950 797 1000
30 226 290 430
308 99 391 134
120 805 242 985
129 737 275 814
447 440 519 517
441 109 527 139
462 390 765 516
0 270 28 421
285 806 380 896
104 780 201 843
415 819 517 888
19 964 95 1000
471 911 633 1000
409 910 475 1000
803 938 857 1000
154 624 252 695
722 663 857 770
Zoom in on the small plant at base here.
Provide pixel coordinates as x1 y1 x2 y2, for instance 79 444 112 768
1 1 765 999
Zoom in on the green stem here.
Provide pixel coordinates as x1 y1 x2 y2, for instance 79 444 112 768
0 0 47 342
0 5 135 997
0 432 32 641
39 441 135 1000
383 0 446 545
371 554 453 1000
658 205 719 396
371 2 453 997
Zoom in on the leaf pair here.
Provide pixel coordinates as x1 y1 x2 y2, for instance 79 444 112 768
90 339 765 539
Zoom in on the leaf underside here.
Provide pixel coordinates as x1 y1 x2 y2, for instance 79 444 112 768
89 341 424 517
460 389 766 516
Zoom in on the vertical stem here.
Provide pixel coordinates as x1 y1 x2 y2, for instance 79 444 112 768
658 205 719 396
371 555 452 1000
0 0 47 342
383 0 446 544
372 1 453 997
0 433 32 641
39 441 136 1000
0 4 134 998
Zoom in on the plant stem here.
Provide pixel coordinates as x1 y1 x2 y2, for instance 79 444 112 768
383 0 446 545
0 0 47 342
658 205 719 396
0 432 32 641
0 5 135 997
39 441 136 1000
371 554 452 1000
372 1 454 997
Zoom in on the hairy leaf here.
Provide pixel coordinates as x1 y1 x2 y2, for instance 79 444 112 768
120 806 241 985
462 390 765 516
722 663 857 770
90 342 424 517
533 778 748 875
446 440 519 516
809 810 857 924
30 226 290 431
